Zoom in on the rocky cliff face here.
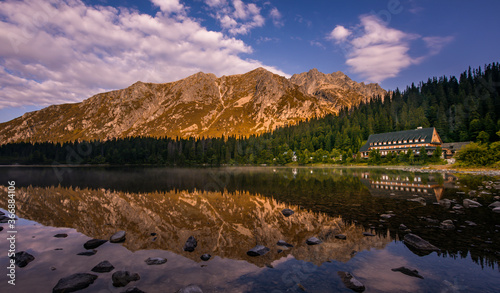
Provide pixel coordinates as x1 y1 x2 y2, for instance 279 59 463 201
0 68 387 144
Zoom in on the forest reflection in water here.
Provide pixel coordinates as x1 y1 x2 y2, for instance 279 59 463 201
0 166 499 292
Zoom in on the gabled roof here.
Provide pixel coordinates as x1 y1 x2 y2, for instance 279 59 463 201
359 128 437 152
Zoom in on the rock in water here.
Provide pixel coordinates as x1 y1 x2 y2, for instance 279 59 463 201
281 208 294 217
84 239 108 249
335 234 347 240
391 267 424 279
121 287 146 293
306 237 322 245
77 250 97 256
403 233 439 251
440 219 455 230
53 273 98 293
247 245 270 256
183 236 197 252
200 254 211 261
463 199 482 208
362 232 375 237
110 231 126 243
276 240 294 247
493 207 500 213
13 251 35 267
54 233 68 238
145 257 167 265
91 260 115 273
488 201 500 209
177 284 203 293
112 271 140 287
338 271 365 292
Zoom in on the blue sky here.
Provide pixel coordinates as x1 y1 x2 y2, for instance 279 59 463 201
0 0 499 123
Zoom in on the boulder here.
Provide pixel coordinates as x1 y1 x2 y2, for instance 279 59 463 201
91 260 115 273
463 199 482 208
145 257 167 265
247 245 270 256
112 271 140 287
110 231 126 243
338 271 365 292
13 251 35 267
84 239 107 249
183 236 197 252
53 273 98 293
306 237 322 245
493 207 500 213
391 267 424 279
488 201 500 209
403 233 439 252
281 208 294 217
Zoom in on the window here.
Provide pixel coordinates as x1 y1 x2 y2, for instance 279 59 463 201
398 140 401 144
409 139 413 143
421 139 425 142
403 140 407 143
388 141 391 145
383 142 386 145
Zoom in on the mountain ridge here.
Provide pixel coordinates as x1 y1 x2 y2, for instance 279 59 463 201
0 68 386 144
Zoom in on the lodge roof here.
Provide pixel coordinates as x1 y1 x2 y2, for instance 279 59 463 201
359 127 438 152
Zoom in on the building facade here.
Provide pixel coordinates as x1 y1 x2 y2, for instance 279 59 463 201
358 127 443 158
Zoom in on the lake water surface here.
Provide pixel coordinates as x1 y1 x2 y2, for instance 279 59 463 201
0 167 499 292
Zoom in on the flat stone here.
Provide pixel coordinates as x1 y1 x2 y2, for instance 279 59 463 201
84 239 107 249
54 233 68 238
145 257 167 265
440 220 455 230
399 224 408 230
110 231 126 243
463 199 482 208
53 273 98 293
306 237 322 245
183 236 197 252
338 271 365 292
13 251 35 267
112 271 140 287
91 260 115 273
380 214 395 219
276 240 294 247
465 221 477 226
335 234 347 240
177 284 203 293
247 245 270 256
488 201 500 209
493 207 500 213
403 233 439 251
391 266 424 279
281 208 294 217
200 254 211 261
362 232 375 237
77 250 97 256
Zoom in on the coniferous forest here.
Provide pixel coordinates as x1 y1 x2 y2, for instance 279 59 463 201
1 63 499 166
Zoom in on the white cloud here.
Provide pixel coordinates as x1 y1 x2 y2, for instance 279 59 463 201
151 0 184 14
329 15 452 83
269 7 284 27
0 0 287 109
328 25 351 41
204 0 266 35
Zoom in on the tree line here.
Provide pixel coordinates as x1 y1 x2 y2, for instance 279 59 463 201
0 62 499 166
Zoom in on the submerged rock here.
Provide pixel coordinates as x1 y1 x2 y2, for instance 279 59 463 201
91 260 115 273
338 271 365 292
145 257 167 265
77 250 97 256
281 208 294 217
183 236 197 252
306 237 322 245
53 273 98 293
391 266 424 279
276 240 294 247
403 233 439 252
84 239 107 249
13 251 35 267
112 271 140 287
54 233 68 238
463 199 482 208
110 231 126 243
177 284 203 293
247 245 270 256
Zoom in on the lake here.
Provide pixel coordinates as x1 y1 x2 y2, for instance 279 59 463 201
0 167 499 292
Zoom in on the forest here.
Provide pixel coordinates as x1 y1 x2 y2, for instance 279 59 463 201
0 63 499 167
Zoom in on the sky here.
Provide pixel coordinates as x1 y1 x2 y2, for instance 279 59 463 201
0 0 499 123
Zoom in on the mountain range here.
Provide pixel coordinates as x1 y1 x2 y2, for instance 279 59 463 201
0 68 386 144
